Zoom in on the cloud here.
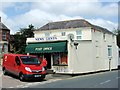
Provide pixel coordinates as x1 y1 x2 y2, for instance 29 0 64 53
8 9 83 33
0 2 16 11
0 11 17 34
0 1 118 34
88 18 118 31
31 2 118 18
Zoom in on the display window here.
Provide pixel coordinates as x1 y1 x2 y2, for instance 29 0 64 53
53 52 68 66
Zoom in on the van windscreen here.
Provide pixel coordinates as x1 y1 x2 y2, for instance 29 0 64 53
20 56 40 65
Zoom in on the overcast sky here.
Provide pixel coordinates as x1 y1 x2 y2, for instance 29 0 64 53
0 0 119 34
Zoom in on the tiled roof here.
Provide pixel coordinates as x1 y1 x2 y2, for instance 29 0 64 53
0 22 10 30
38 19 113 34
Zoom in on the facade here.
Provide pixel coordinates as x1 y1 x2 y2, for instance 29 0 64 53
0 17 10 55
26 19 118 74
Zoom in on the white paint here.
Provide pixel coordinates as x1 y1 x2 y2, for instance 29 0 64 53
100 80 111 85
27 26 118 74
116 77 120 79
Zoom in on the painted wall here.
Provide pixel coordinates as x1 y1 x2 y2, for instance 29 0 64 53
91 29 118 71
68 40 94 74
27 27 118 74
34 27 92 40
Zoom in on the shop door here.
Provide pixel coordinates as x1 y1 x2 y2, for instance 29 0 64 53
44 53 51 69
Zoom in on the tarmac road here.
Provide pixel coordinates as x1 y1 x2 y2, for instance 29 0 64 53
28 70 119 88
0 65 119 89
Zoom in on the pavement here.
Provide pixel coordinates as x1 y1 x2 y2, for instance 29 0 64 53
0 65 2 89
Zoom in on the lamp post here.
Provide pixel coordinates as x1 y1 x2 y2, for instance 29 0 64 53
74 42 79 49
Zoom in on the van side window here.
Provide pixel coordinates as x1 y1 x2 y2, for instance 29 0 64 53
15 56 20 65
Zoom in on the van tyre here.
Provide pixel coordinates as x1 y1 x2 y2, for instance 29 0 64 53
3 68 7 75
40 75 46 80
19 74 25 81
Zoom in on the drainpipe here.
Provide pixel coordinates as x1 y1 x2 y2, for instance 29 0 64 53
109 58 111 71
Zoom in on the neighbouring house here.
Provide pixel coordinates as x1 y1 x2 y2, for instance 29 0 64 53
26 19 118 74
0 17 10 56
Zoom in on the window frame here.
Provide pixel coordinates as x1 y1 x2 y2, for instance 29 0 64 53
108 45 112 57
76 30 82 40
61 32 66 36
2 32 7 40
45 32 50 37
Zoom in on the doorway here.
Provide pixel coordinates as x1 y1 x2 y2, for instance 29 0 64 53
44 53 51 69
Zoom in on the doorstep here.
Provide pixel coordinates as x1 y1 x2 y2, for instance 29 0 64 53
46 69 54 74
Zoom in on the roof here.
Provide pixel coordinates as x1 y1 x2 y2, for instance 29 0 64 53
0 22 10 30
38 19 113 34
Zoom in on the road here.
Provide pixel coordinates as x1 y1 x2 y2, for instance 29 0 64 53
0 66 119 89
28 70 119 88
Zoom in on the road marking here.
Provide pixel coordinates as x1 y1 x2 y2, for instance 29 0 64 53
100 80 111 85
116 77 120 79
11 79 62 88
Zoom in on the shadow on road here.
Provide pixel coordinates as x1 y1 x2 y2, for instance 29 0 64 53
3 73 46 82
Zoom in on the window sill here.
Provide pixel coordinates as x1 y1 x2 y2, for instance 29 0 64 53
53 64 68 66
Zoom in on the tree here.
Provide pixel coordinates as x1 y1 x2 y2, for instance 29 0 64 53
113 29 120 48
117 30 120 48
10 24 35 54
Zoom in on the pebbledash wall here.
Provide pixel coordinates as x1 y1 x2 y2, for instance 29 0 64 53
26 19 118 74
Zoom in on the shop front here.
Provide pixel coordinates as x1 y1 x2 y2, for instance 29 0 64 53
25 41 68 70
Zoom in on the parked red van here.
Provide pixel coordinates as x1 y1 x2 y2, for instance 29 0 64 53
2 54 46 81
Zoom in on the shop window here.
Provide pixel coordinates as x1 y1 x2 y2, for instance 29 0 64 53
60 53 68 65
53 53 68 66
53 53 60 65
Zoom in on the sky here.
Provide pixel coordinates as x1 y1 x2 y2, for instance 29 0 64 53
0 0 119 34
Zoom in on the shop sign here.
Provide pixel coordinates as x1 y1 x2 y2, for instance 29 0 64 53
35 37 57 41
35 47 52 51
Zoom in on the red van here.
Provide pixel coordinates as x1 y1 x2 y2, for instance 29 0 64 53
2 54 46 81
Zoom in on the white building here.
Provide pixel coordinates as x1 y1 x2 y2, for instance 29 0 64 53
26 19 118 74
118 48 120 68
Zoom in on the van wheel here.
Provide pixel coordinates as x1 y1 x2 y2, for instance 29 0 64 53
19 74 25 81
3 68 7 75
40 75 46 80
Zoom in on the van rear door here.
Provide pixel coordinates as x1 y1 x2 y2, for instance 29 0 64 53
3 55 13 73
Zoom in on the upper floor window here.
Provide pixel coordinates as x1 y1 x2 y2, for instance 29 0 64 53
61 32 66 36
45 32 50 37
2 32 7 40
76 30 82 39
